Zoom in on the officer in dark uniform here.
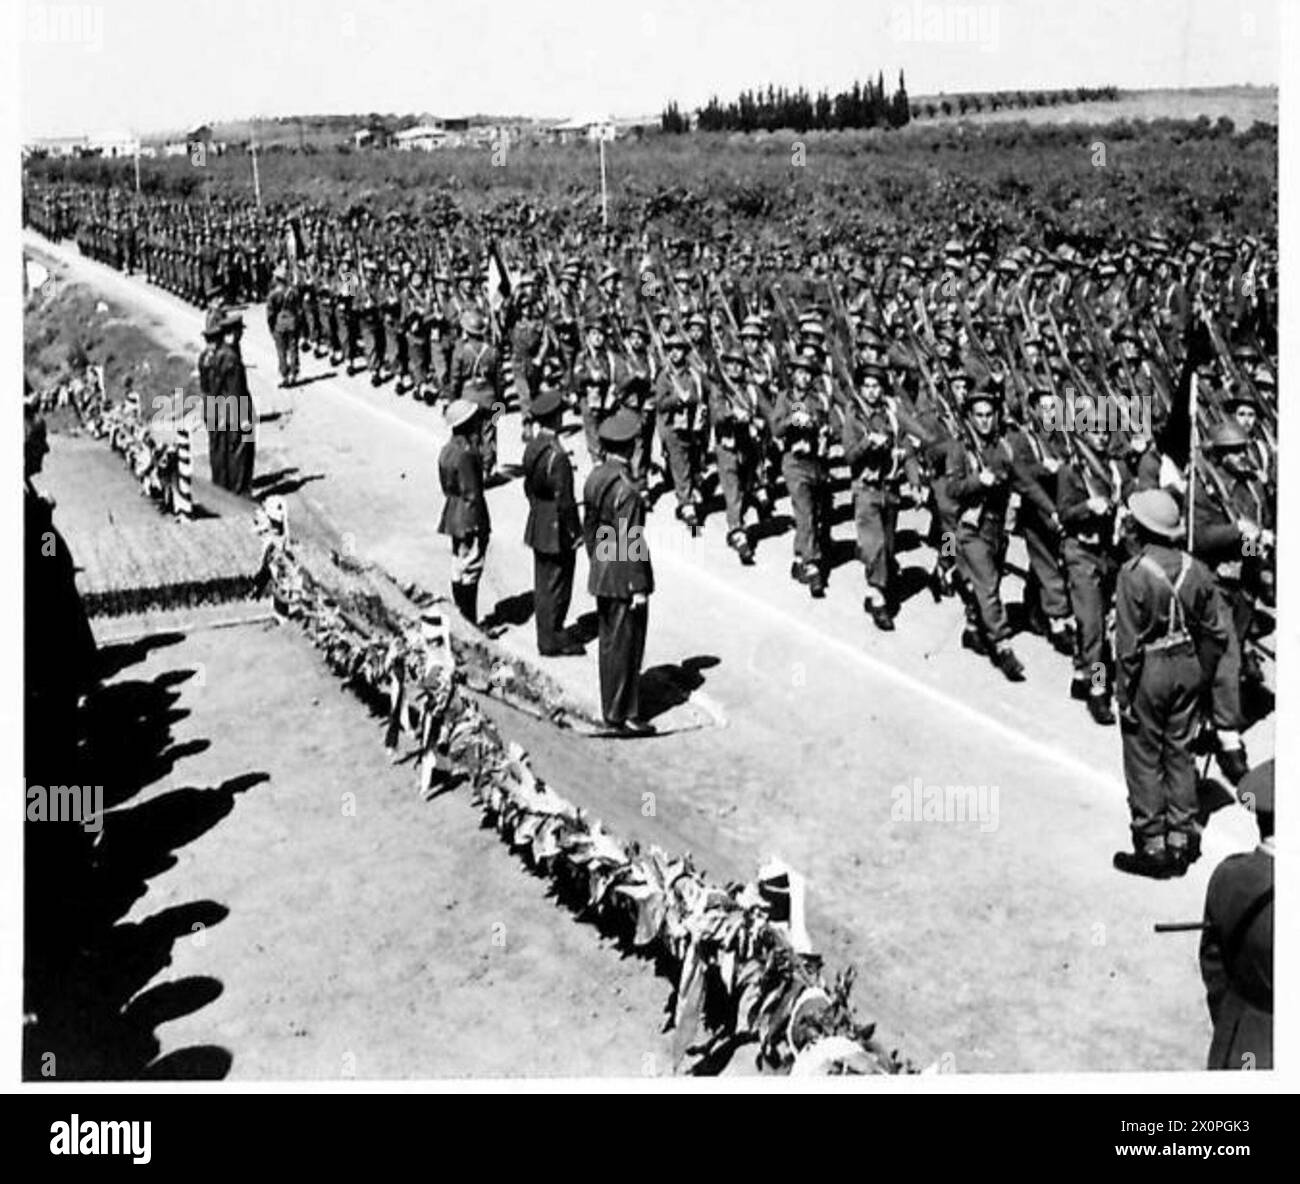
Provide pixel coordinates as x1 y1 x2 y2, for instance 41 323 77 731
1199 759 1273 1069
1113 489 1228 878
437 399 490 624
198 306 228 487
212 313 257 495
583 408 655 735
522 386 585 656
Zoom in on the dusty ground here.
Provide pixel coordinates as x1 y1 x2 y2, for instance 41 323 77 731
26 232 1273 1075
32 438 676 1080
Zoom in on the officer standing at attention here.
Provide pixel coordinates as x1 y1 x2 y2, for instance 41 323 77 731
212 312 257 495
523 384 585 657
438 399 491 625
1113 489 1228 878
583 408 655 735
1199 759 1273 1070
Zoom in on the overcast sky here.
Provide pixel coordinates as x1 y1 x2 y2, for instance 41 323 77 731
19 0 1279 137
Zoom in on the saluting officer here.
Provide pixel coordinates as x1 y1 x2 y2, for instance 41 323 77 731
522 385 585 656
438 399 491 625
583 408 655 735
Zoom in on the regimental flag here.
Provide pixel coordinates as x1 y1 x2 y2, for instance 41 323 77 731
486 239 513 313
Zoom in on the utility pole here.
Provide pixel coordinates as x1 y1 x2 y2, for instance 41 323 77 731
598 131 608 230
250 119 263 209
133 134 141 194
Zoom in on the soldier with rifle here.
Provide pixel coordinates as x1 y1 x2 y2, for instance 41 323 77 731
708 348 763 565
265 264 302 388
653 334 707 532
1190 420 1275 785
1009 387 1074 653
1055 414 1135 726
771 354 833 598
943 388 1031 681
841 361 924 630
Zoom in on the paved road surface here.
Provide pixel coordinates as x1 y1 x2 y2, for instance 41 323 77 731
27 231 1271 1073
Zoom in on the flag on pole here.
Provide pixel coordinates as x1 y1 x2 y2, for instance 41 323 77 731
486 239 513 314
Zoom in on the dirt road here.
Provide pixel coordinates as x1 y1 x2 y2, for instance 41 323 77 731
27 232 1270 1073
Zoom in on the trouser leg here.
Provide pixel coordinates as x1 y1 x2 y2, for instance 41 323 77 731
597 596 646 724
854 484 896 597
1210 584 1245 732
716 444 745 531
957 524 1008 643
534 550 575 651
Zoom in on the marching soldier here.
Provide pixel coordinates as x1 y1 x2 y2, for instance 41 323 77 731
449 312 501 477
522 386 585 656
583 408 655 735
1010 387 1074 653
771 354 833 597
944 388 1030 680
333 258 360 373
382 262 407 389
437 399 491 625
1113 489 1228 878
358 259 386 385
265 264 302 387
841 362 923 629
654 334 707 531
1190 420 1275 785
1055 420 1132 725
573 316 621 462
709 349 762 565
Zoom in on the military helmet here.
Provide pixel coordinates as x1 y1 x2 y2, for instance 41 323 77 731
461 310 487 336
1207 420 1249 450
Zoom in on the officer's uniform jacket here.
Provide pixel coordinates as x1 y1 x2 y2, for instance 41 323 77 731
437 434 490 539
522 430 581 556
583 458 654 599
1200 846 1273 1070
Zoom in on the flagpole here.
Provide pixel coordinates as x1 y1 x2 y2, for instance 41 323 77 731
598 134 608 230
251 120 263 209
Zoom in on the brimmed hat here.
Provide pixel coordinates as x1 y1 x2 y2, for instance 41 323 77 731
598 407 641 444
530 389 564 419
444 399 479 430
739 317 765 338
1237 758 1274 815
1127 489 1184 538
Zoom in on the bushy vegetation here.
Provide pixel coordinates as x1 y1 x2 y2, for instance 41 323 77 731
26 116 1276 250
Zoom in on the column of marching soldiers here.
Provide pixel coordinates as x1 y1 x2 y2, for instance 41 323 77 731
25 182 1277 879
